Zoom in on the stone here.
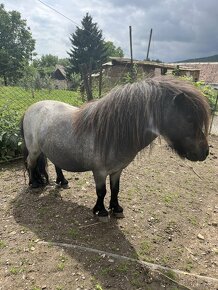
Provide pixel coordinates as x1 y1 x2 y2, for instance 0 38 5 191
197 234 205 240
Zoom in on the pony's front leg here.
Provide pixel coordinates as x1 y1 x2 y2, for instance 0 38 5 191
93 172 108 219
109 170 124 218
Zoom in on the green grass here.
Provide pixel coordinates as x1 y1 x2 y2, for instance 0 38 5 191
0 86 82 161
0 240 6 249
0 85 82 117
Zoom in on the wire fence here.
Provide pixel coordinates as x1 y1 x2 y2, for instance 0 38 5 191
0 84 84 162
0 74 217 163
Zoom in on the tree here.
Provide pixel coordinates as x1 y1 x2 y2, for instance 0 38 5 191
33 54 59 78
40 54 58 67
104 41 124 60
0 4 35 85
67 13 107 74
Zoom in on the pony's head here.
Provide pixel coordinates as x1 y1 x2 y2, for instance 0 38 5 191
160 81 210 162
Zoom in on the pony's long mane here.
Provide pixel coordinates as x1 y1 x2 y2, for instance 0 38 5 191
74 77 210 156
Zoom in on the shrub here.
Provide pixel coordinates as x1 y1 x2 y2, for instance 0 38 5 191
193 81 217 111
0 105 22 160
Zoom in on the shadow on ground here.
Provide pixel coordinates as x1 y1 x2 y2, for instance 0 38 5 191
12 185 188 290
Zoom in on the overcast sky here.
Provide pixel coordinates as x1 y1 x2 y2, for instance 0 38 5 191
2 0 218 62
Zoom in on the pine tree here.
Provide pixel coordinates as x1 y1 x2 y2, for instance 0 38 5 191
67 13 107 74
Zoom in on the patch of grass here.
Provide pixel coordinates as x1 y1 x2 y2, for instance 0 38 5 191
185 260 193 272
68 228 78 239
9 266 23 275
130 271 143 288
100 267 111 276
163 192 179 204
161 255 170 266
38 206 50 217
139 240 151 256
164 269 177 280
0 240 6 249
188 216 197 225
0 86 82 161
117 262 129 273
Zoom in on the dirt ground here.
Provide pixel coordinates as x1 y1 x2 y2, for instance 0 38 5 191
0 136 218 290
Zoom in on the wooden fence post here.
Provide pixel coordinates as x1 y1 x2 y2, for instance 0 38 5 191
80 63 93 101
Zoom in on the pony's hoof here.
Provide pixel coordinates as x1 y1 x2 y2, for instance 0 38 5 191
30 182 41 189
109 205 124 218
111 211 125 218
61 183 70 189
56 178 68 187
93 206 109 222
98 215 110 223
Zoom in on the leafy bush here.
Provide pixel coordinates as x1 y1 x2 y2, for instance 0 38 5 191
180 76 217 111
0 105 22 160
193 81 217 111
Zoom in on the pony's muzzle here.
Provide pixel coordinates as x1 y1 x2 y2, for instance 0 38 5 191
186 142 209 162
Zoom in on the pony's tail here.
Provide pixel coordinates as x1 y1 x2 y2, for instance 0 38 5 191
20 115 28 170
20 116 49 186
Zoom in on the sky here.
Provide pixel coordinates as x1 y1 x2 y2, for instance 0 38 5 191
2 0 218 62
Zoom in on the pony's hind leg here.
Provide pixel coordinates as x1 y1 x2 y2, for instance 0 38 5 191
109 170 124 218
92 172 108 220
27 151 47 188
55 166 68 187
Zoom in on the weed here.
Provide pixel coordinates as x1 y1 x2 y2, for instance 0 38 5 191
95 283 103 290
9 266 23 275
57 262 65 271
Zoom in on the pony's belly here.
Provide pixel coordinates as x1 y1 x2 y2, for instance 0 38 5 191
49 156 90 172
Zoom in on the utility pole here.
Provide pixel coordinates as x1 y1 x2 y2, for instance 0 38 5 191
146 28 153 61
129 26 134 81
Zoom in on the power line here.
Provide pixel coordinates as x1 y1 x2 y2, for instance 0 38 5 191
37 0 80 27
37 0 101 39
